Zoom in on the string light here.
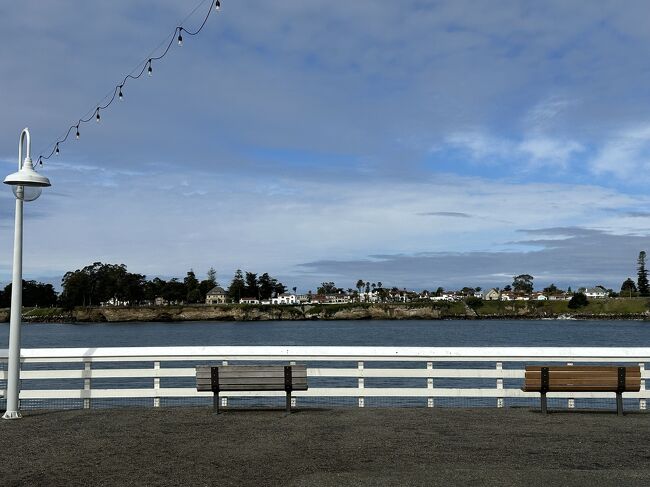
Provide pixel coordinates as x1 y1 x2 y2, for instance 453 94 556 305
36 0 218 165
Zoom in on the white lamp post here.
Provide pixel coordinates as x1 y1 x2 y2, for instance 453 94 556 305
2 128 51 419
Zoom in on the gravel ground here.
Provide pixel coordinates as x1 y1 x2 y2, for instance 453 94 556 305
0 407 649 486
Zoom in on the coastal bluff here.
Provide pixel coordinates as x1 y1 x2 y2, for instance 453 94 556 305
5 299 650 323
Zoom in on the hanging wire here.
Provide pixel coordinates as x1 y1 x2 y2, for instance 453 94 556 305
37 0 219 165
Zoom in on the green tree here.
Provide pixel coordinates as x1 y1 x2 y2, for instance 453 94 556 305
356 280 364 296
59 262 146 307
162 279 186 303
317 282 340 294
206 267 217 287
258 273 276 300
244 272 259 299
145 277 167 303
568 292 589 309
621 278 637 297
184 270 201 303
0 281 58 308
638 251 649 296
465 296 484 310
228 270 246 302
543 283 559 294
512 274 534 294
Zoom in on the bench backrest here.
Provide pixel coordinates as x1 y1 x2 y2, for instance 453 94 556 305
196 365 308 392
524 365 641 392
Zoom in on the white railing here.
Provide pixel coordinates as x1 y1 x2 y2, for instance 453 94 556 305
0 346 647 409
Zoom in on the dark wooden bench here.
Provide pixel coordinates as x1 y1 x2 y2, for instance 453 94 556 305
522 365 641 415
196 365 308 413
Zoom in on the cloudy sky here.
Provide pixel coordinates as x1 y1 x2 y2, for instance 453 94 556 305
3 0 650 292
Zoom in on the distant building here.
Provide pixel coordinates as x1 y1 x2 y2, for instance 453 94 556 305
205 286 227 304
271 293 297 305
239 297 260 304
484 289 500 301
577 286 608 299
154 296 167 306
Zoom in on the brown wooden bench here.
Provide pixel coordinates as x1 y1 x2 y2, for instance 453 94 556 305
522 365 641 415
196 365 308 413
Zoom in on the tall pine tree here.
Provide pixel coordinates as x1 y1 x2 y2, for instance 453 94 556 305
638 251 649 297
227 270 246 302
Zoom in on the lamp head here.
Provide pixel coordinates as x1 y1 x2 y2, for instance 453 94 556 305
4 157 51 188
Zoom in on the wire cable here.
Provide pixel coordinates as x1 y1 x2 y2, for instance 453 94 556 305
37 0 218 166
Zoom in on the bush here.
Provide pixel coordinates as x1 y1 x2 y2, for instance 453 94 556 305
465 297 484 310
568 292 589 309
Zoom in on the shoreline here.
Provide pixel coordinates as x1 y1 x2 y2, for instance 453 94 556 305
4 300 650 323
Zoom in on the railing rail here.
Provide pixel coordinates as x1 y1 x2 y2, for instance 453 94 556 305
0 347 646 409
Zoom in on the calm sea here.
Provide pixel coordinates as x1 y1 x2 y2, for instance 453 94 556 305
2 319 649 348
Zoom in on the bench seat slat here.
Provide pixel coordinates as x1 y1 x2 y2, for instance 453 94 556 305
218 384 309 391
216 378 308 386
523 384 639 392
526 365 641 374
524 378 640 385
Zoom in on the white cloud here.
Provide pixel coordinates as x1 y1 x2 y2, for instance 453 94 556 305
443 130 584 169
590 124 650 178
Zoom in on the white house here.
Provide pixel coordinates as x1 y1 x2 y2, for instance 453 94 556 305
205 286 227 304
484 289 500 301
239 298 259 304
578 286 608 299
271 293 297 305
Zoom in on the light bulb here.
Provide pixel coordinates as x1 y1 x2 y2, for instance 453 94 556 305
148 60 153 76
119 86 123 100
215 0 220 10
55 144 59 155
178 31 183 46
76 126 80 139
96 109 101 122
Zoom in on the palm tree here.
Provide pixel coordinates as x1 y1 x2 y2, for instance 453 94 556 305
356 280 364 301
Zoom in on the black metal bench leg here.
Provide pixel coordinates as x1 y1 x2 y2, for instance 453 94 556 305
213 392 219 414
541 392 547 414
616 392 623 416
286 392 292 414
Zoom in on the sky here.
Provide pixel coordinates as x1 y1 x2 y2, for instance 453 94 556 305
3 0 650 293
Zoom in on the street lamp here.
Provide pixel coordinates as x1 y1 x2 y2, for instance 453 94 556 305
2 128 50 419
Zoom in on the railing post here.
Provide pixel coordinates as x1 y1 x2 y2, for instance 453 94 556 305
358 361 364 408
221 361 228 408
567 362 575 409
427 361 434 408
153 361 160 408
496 362 503 408
83 361 91 409
289 361 297 407
640 363 646 411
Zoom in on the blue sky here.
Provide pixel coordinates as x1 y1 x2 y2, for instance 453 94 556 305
3 0 650 292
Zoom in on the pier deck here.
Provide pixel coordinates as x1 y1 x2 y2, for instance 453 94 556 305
0 407 648 486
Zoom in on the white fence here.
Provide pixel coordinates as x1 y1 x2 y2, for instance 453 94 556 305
0 346 648 409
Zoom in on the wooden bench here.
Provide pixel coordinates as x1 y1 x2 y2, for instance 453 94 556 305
196 365 308 413
522 365 641 415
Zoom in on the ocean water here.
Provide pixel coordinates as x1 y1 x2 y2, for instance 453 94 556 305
1 319 649 348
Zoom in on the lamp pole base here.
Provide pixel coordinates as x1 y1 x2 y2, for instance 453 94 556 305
2 410 22 420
